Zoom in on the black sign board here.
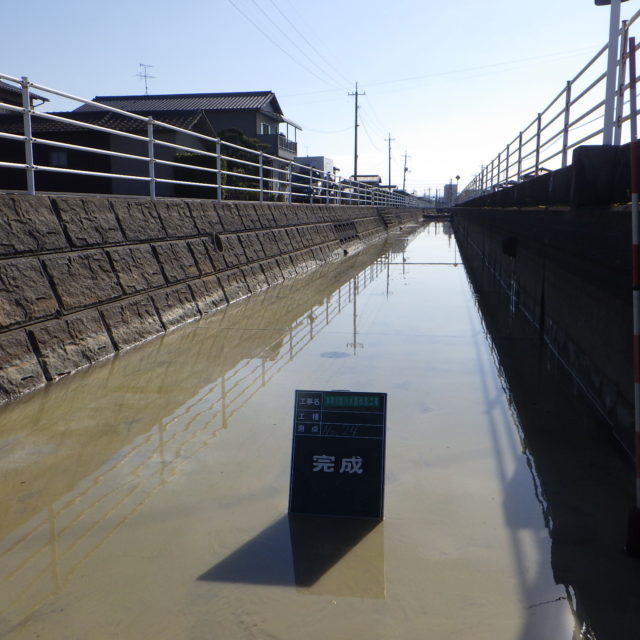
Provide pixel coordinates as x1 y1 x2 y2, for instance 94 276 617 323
288 390 387 519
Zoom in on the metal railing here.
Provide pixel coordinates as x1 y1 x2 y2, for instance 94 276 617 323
458 8 640 203
0 73 422 208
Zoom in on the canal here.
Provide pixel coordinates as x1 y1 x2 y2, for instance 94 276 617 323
0 222 638 639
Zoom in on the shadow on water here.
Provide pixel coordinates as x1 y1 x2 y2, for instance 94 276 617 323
0 231 418 629
458 234 640 639
197 514 384 598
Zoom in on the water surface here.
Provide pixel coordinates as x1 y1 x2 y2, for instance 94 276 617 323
0 222 632 639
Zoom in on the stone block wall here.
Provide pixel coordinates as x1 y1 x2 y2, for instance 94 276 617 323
452 206 633 451
0 195 422 403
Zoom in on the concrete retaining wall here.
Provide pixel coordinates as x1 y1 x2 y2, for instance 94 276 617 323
453 206 633 451
0 194 422 404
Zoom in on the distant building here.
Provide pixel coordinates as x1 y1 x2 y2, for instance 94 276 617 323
353 174 382 186
294 155 335 175
443 183 458 205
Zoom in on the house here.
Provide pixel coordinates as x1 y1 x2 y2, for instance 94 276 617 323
75 90 301 161
0 109 218 196
0 79 48 113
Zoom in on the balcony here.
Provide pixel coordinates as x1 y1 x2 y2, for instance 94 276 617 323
256 133 297 160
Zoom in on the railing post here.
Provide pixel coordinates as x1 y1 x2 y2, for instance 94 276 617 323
615 20 630 146
308 167 314 204
21 76 35 195
497 151 502 186
147 117 156 200
216 138 222 201
505 143 510 183
562 81 572 167
517 131 523 181
535 113 542 174
287 161 292 204
259 152 264 202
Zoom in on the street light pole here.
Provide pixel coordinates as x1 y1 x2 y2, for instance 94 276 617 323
598 0 628 144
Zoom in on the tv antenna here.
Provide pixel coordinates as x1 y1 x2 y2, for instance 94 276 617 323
136 63 156 94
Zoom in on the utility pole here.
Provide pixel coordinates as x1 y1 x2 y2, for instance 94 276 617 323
348 82 365 179
402 151 410 191
385 133 395 187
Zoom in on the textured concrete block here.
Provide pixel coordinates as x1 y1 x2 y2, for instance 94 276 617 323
273 229 293 253
217 269 250 303
241 265 269 293
189 276 227 314
254 203 276 228
221 235 247 268
275 255 297 279
29 310 114 380
238 203 261 230
258 230 279 258
271 206 291 226
215 202 246 232
0 194 67 256
106 245 165 294
187 239 215 275
298 226 313 247
312 247 327 265
0 258 59 330
151 284 200 330
202 236 227 272
286 228 304 250
43 251 123 311
0 329 46 403
111 200 166 241
261 259 284 285
238 232 266 261
153 241 199 283
53 196 124 247
154 200 197 236
188 200 223 235
100 295 164 349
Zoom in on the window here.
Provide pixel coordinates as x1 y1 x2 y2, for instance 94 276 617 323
261 122 271 135
50 150 68 167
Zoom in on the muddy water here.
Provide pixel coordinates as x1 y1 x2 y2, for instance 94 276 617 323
0 223 630 639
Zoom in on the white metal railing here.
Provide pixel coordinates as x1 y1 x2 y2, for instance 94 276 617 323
0 73 423 208
458 9 640 204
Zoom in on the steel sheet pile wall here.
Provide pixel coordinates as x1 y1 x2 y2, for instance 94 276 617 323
0 194 422 404
453 207 634 451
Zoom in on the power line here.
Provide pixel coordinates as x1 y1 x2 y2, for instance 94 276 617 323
359 115 382 152
266 0 353 86
248 0 341 89
226 0 341 89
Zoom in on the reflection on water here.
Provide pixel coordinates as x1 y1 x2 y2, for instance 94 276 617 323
460 230 640 639
0 236 414 632
1 221 635 639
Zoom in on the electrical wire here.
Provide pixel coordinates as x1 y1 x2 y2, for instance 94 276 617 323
226 0 342 89
359 114 382 152
266 0 353 87
248 0 341 89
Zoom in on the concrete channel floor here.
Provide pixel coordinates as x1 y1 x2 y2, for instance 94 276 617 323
0 222 638 639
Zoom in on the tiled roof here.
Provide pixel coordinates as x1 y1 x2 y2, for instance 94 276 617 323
0 109 215 135
0 79 49 105
76 91 282 114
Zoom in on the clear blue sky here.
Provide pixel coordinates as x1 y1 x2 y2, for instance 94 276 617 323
3 0 638 195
